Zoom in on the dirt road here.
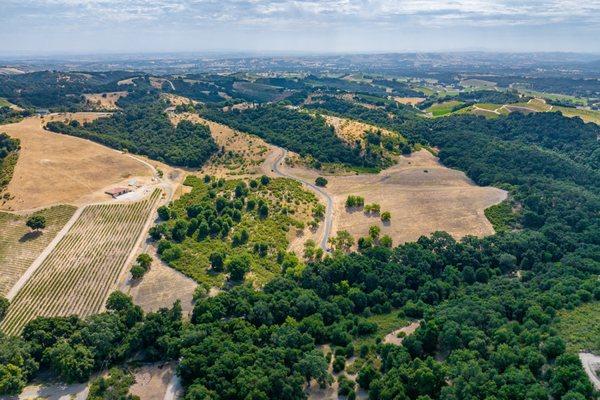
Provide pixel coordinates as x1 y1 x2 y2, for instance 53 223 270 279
272 148 333 251
579 352 600 391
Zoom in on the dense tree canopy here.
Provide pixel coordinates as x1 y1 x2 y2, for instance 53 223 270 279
46 101 217 168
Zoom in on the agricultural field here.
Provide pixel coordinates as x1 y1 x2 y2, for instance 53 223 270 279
0 205 76 296
555 106 600 125
426 100 464 117
0 189 161 335
460 78 497 88
460 97 600 125
556 302 600 354
154 175 319 288
0 113 152 211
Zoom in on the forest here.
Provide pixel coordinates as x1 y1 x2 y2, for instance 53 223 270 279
0 68 599 399
46 100 218 168
0 71 137 110
1 102 598 399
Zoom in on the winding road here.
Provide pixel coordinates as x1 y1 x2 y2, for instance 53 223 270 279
271 148 333 251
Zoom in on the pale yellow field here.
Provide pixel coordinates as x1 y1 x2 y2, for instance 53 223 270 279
83 91 128 110
280 150 506 248
0 113 152 211
127 249 197 316
323 115 402 146
393 97 426 105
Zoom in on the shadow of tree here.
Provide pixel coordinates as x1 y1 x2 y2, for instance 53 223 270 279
19 230 42 242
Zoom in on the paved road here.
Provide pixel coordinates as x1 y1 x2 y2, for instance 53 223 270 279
271 148 333 251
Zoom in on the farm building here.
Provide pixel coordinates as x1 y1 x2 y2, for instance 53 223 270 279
105 187 131 198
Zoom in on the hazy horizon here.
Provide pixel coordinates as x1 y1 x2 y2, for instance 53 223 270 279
2 0 600 56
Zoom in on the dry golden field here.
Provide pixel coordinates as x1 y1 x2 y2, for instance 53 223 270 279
0 113 152 211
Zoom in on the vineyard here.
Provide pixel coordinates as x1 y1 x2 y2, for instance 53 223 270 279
0 205 76 296
1 189 161 335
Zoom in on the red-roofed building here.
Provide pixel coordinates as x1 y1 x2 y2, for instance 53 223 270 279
105 187 131 198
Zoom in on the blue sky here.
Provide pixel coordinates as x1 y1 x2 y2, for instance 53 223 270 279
1 0 599 55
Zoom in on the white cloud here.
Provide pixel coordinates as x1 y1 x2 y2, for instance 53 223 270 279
6 0 600 27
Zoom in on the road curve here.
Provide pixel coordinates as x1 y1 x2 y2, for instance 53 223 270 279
271 148 333 251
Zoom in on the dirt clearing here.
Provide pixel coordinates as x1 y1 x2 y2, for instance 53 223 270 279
130 363 180 400
383 321 421 345
280 150 506 247
0 113 152 211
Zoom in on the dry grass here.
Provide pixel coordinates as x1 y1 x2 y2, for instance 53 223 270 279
0 190 161 335
127 250 197 316
0 205 76 296
393 97 426 105
323 115 402 146
280 150 506 248
83 92 128 110
171 113 277 178
163 93 198 107
0 113 152 211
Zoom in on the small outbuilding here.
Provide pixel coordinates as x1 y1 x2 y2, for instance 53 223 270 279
105 187 131 198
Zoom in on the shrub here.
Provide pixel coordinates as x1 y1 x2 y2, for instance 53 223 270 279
226 254 251 281
130 264 146 279
345 195 365 208
157 206 170 221
26 215 46 231
315 177 328 187
381 211 391 222
332 355 346 373
209 252 225 271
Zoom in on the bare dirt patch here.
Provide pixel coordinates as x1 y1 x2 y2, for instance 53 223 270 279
280 150 506 247
129 363 179 400
383 321 421 345
117 77 136 86
0 113 152 211
579 353 600 391
83 91 128 110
